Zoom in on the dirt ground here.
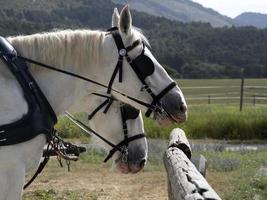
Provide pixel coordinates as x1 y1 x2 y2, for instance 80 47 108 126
24 160 169 200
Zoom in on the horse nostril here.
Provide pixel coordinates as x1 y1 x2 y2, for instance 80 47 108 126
140 159 146 168
180 103 187 113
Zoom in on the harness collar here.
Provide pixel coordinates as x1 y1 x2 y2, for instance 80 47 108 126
0 36 57 146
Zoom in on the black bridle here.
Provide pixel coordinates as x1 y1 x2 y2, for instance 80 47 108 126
0 28 178 160
0 27 177 120
66 93 145 162
107 27 177 117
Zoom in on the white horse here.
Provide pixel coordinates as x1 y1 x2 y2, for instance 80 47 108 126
85 93 147 173
0 6 187 200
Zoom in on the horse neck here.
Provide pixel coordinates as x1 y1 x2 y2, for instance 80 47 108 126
8 30 107 115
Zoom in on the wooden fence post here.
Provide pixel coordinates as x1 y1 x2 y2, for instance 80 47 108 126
163 128 221 200
240 68 244 111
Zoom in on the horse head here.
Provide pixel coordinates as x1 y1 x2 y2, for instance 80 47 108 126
87 93 148 174
100 6 187 126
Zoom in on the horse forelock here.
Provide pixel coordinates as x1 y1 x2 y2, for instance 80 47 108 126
132 27 151 49
7 29 106 73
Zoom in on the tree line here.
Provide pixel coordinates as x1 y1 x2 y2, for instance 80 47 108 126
0 0 266 78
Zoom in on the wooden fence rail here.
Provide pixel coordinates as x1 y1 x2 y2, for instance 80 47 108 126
163 128 221 200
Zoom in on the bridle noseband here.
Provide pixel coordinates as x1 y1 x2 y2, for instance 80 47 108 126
106 27 177 118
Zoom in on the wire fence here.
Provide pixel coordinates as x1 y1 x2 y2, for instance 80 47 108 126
181 84 267 107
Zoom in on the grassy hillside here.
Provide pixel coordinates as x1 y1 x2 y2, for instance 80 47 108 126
112 0 235 27
235 12 267 29
1 0 267 78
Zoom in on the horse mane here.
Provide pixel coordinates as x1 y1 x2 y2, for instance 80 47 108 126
7 28 150 73
8 29 106 72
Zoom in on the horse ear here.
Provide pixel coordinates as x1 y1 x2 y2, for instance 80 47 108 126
112 8 120 27
119 5 132 34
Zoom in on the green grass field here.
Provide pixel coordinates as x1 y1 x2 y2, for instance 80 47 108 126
24 80 267 200
144 105 267 139
177 78 267 105
55 79 267 140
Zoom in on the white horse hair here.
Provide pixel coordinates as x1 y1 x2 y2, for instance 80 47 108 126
0 92 148 200
0 6 187 199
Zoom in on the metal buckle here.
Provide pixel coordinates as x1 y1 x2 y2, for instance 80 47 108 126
28 82 34 90
140 85 149 92
119 49 127 56
121 146 128 163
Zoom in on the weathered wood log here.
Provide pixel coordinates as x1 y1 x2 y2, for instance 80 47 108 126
163 128 221 200
192 154 207 177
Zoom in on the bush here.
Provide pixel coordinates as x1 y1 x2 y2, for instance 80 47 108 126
55 113 88 138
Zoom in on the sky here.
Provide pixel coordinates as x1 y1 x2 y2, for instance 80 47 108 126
192 0 267 18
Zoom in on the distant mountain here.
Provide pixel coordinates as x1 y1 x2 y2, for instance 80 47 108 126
234 12 267 29
112 0 235 27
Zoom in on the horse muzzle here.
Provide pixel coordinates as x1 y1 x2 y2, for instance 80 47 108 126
155 88 188 125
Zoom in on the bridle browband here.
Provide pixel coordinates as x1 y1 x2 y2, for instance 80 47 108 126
0 27 176 118
66 93 145 162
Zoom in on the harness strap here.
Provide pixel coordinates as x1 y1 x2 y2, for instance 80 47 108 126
88 93 116 120
107 55 123 94
65 111 146 163
145 82 177 117
88 99 110 120
65 112 123 153
23 156 49 189
0 37 57 146
155 82 177 101
120 105 128 139
104 133 146 162
103 98 114 113
0 52 155 112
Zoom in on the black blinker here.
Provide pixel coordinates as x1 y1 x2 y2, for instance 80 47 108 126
121 104 140 120
132 54 155 80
